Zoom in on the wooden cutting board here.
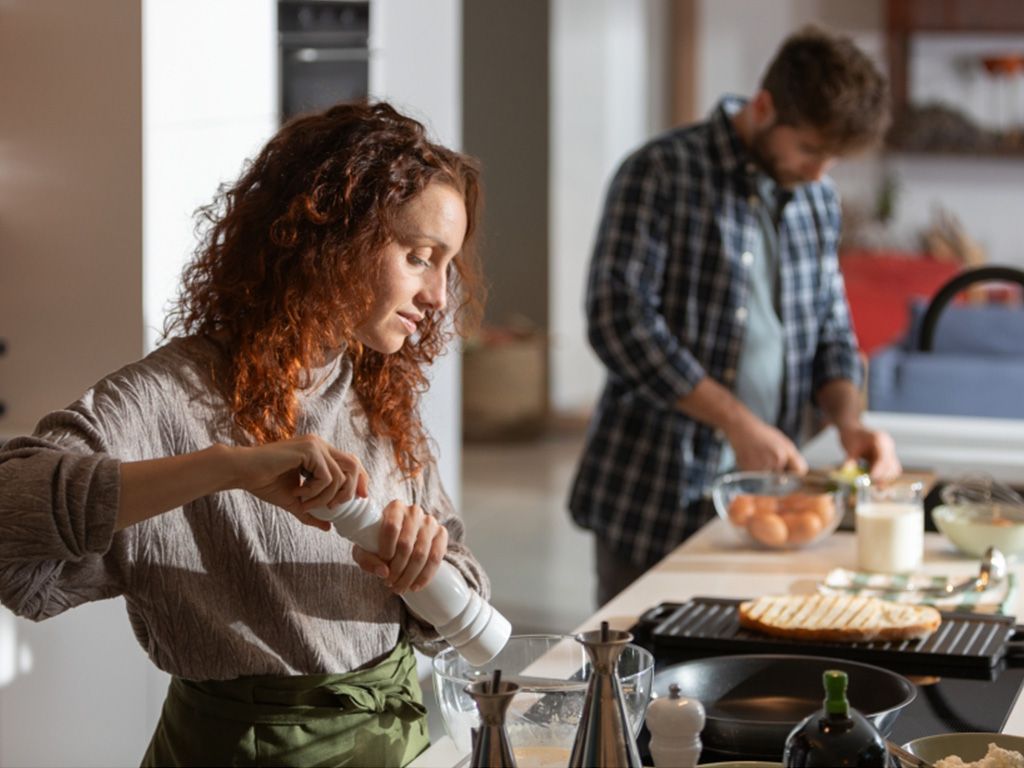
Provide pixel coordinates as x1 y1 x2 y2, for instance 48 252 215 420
806 466 936 494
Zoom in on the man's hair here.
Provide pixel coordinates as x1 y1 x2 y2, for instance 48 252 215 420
761 25 890 151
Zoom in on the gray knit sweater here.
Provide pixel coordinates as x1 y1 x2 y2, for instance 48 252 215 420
0 337 489 680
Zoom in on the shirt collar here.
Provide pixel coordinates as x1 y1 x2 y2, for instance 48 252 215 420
710 95 757 178
712 97 797 211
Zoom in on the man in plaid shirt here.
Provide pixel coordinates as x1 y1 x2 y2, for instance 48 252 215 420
569 27 903 605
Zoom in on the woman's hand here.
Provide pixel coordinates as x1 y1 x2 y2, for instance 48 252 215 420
351 501 448 594
235 434 370 530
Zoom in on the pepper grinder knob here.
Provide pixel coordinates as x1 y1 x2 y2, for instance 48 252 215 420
646 683 705 768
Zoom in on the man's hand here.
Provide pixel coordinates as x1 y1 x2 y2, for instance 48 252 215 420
837 424 901 482
725 412 808 475
351 501 448 594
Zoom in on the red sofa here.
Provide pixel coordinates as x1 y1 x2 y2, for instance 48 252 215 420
839 251 962 355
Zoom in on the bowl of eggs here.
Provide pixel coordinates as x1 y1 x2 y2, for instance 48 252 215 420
711 471 843 549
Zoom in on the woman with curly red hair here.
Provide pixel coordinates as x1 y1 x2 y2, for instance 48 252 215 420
0 102 490 766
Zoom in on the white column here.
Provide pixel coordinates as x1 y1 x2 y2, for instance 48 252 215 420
549 0 666 415
370 0 464 508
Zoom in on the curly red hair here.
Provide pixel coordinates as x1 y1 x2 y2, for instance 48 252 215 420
164 102 485 477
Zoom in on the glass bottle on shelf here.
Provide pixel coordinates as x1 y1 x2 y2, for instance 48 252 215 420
783 670 890 768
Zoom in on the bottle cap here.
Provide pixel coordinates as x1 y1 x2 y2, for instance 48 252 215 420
823 670 850 716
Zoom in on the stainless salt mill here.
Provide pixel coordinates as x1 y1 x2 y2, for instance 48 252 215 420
465 670 519 768
568 621 643 768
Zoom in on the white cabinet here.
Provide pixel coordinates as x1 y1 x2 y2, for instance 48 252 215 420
0 604 166 768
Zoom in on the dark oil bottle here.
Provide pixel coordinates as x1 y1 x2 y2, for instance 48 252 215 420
783 669 891 767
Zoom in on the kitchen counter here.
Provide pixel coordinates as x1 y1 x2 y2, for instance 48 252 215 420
803 411 1024 485
412 519 1024 766
413 412 1024 766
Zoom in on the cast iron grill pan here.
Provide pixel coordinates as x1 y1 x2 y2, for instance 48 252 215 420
639 597 1022 673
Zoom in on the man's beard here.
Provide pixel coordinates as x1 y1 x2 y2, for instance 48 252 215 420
749 125 801 189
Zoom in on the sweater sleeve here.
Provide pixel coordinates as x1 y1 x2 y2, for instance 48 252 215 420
0 354 178 621
0 424 124 621
401 458 492 652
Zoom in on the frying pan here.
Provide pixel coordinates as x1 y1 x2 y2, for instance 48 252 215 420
652 654 916 759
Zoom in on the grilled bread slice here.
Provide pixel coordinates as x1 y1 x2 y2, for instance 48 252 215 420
738 594 941 642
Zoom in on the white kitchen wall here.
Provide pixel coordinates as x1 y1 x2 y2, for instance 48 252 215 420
143 0 278 351
549 0 669 416
370 0 464 508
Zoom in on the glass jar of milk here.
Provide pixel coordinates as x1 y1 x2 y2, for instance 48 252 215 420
855 478 925 573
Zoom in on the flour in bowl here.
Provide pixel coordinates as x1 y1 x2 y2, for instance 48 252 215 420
934 742 1024 768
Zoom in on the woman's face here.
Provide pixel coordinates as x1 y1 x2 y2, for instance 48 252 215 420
353 182 468 354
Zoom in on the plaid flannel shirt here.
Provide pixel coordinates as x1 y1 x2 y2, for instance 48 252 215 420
568 97 862 570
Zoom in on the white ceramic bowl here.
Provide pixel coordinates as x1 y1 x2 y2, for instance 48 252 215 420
903 732 1024 765
432 633 654 764
711 471 844 550
932 504 1024 559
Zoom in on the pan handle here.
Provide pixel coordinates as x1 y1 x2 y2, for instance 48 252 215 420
636 602 681 630
1006 643 1024 659
1003 626 1024 660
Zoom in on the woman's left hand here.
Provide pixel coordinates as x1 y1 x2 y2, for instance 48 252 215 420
351 500 448 594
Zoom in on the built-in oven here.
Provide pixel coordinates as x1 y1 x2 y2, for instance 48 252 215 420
278 0 370 123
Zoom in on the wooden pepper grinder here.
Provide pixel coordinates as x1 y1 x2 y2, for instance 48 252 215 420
645 683 705 768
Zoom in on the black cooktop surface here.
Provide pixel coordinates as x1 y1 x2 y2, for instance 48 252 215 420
631 617 1024 764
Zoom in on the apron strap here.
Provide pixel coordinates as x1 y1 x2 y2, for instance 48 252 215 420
171 637 425 725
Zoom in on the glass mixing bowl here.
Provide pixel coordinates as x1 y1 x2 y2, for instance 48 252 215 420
711 470 844 549
432 633 654 765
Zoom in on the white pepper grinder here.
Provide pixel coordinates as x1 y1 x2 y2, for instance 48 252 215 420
310 497 511 666
645 683 705 768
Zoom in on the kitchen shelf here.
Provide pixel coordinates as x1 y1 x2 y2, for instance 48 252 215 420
886 0 1024 156
886 143 1024 158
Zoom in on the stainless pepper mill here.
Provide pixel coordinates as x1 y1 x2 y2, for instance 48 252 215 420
465 670 519 768
568 622 643 768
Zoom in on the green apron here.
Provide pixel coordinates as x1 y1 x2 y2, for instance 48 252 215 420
141 638 430 767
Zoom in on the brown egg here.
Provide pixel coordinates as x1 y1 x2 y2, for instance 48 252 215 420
752 495 779 515
811 495 837 526
785 510 824 544
780 493 817 514
728 494 756 526
778 492 836 526
777 509 801 526
746 511 788 547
